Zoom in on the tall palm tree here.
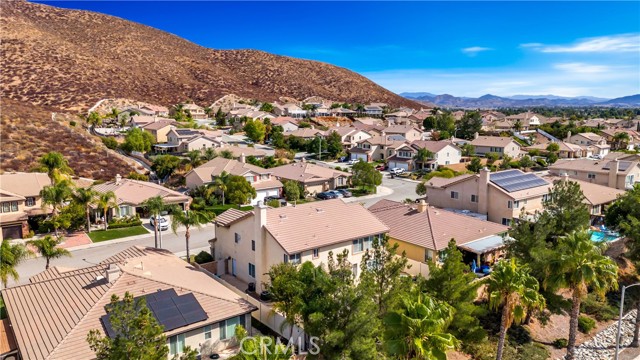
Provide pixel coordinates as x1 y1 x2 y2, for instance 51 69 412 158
37 151 73 183
72 187 98 232
413 148 434 170
384 293 459 360
170 208 213 263
141 196 166 249
203 147 217 161
97 191 117 231
213 171 230 205
0 240 33 289
40 180 73 237
613 132 631 150
185 150 202 169
544 230 618 360
27 235 71 270
488 259 545 360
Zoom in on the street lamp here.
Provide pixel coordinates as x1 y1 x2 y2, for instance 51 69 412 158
615 282 640 360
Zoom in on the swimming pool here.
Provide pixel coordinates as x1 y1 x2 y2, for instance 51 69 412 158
590 230 621 242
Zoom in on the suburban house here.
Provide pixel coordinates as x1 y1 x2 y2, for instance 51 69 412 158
383 125 423 142
92 175 191 221
386 143 418 171
140 120 176 143
369 199 509 277
228 109 274 122
269 161 351 195
328 127 372 150
182 103 207 120
1 246 256 360
185 156 282 205
525 141 590 159
600 129 640 150
274 103 307 118
270 117 299 132
363 105 383 117
213 200 389 291
130 115 173 128
408 109 433 123
140 104 170 117
0 172 52 240
349 136 409 162
425 169 552 225
155 128 223 153
542 175 625 220
549 158 640 190
469 133 521 158
330 108 357 117
284 128 326 140
567 132 610 157
505 113 544 128
411 140 462 167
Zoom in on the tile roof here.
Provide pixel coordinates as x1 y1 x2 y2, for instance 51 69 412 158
285 128 326 138
92 179 190 206
410 140 457 153
264 200 389 254
140 119 176 130
425 174 476 189
383 124 420 134
218 145 266 158
0 172 52 197
2 247 256 360
187 157 272 184
0 319 17 355
550 159 640 175
216 208 254 227
470 136 519 148
543 176 625 206
269 162 350 184
369 200 509 251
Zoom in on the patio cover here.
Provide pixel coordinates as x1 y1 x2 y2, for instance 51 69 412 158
458 235 507 254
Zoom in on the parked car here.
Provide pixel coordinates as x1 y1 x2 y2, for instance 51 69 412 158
347 159 360 165
336 189 352 198
264 196 287 206
149 216 169 231
390 167 406 175
316 191 338 200
327 190 343 198
375 164 387 171
590 154 603 160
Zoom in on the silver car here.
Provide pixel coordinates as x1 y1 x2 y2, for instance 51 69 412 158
149 216 169 231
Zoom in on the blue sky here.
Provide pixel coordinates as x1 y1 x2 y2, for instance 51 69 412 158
40 1 640 98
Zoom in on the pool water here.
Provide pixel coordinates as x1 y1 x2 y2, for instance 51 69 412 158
590 230 621 242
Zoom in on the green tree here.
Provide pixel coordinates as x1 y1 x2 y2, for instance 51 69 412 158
423 116 438 131
466 157 483 173
544 180 590 239
213 171 230 205
97 191 117 231
27 235 71 270
152 155 182 180
215 107 227 127
351 161 382 193
220 149 234 159
87 111 102 127
546 142 560 153
413 148 434 170
231 326 293 360
122 128 155 153
326 131 344 159
266 262 305 337
416 181 427 196
185 150 203 168
488 259 545 360
243 118 266 143
0 241 32 289
460 143 475 157
270 126 287 149
259 102 274 113
170 208 213 262
36 151 73 183
384 294 459 360
102 137 119 150
544 230 618 360
203 147 217 161
499 154 513 170
127 172 149 181
613 132 631 150
547 152 559 164
486 152 499 164
423 240 486 343
458 111 483 139
72 187 98 232
282 180 301 201
518 155 534 171
306 136 327 159
141 196 167 249
225 175 257 205
40 180 73 237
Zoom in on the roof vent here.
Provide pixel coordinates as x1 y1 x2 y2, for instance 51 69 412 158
279 214 287 219
315 208 324 213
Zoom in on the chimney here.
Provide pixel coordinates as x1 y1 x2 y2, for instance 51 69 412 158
417 200 428 213
253 201 268 290
115 174 122 185
240 153 246 163
106 264 121 283
566 131 572 141
478 167 490 215
608 159 619 188
474 132 479 139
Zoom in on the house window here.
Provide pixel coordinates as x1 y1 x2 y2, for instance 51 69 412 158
450 191 459 199
249 263 256 278
220 316 244 340
588 173 596 179
352 263 358 277
398 151 412 158
204 325 212 340
425 249 434 262
353 236 373 253
508 200 520 209
169 333 186 355
118 205 131 217
284 253 301 264
471 195 478 203
235 233 241 243
312 248 319 259
1 202 17 213
26 197 35 207
502 218 511 226
251 240 255 251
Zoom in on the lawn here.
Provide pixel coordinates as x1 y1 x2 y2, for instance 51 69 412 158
88 226 149 242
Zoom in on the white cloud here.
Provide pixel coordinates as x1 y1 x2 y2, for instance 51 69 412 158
554 62 611 74
461 46 493 56
522 33 640 53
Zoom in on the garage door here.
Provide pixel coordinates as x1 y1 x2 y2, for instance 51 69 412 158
351 153 367 161
389 162 409 171
256 188 281 205
2 225 23 240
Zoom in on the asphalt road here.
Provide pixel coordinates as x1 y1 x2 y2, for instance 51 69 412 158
8 225 216 287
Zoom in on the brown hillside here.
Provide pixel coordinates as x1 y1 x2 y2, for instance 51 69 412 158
1 0 417 111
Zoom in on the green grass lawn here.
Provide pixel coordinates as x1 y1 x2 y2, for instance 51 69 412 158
88 226 149 242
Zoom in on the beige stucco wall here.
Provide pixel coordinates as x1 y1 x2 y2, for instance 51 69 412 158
549 167 640 190
474 143 521 158
434 145 462 166
154 126 173 143
215 219 258 286
426 178 481 213
181 137 217 152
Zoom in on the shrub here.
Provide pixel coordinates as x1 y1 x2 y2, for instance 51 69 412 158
518 343 549 360
507 325 531 346
194 251 214 264
553 338 568 348
69 121 77 127
102 137 119 150
578 315 596 334
266 199 280 208
581 293 617 321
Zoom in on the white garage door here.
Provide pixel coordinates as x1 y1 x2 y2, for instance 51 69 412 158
255 188 280 205
389 162 409 171
351 153 367 161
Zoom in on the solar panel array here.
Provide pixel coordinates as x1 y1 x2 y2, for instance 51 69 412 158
490 170 549 193
101 289 208 338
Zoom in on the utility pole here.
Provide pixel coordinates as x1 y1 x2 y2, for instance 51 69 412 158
615 283 640 360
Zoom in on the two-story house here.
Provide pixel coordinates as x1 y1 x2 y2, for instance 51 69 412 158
182 103 207 120
364 105 384 117
469 133 521 158
567 132 610 157
156 128 223 153
349 136 409 162
269 160 351 195
383 125 423 142
185 156 282 204
549 158 640 190
411 140 462 168
140 104 170 117
0 172 53 240
214 200 389 291
328 127 372 150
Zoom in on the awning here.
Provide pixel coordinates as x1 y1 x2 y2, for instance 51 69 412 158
458 235 507 255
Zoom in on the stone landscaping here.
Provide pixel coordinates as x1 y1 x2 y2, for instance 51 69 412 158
570 309 638 360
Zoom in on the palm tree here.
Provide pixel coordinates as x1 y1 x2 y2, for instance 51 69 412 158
27 235 71 270
40 180 73 237
384 294 459 360
37 151 73 183
170 208 213 263
72 187 98 232
0 240 33 289
141 196 166 249
413 148 434 170
613 132 631 150
213 171 230 205
488 259 545 360
544 230 618 360
185 150 202 169
96 191 117 231
203 147 217 161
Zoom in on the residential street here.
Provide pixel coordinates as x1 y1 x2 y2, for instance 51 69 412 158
9 225 216 287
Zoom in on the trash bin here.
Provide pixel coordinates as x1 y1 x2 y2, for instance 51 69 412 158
248 282 256 292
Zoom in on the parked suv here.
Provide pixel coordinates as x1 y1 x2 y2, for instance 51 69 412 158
149 216 169 231
390 167 406 175
316 191 338 200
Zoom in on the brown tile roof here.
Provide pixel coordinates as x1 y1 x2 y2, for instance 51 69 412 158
0 172 51 197
93 179 190 207
186 157 273 185
543 176 625 206
2 247 256 360
470 136 519 148
550 159 640 175
216 208 254 227
269 162 350 184
369 199 509 251
425 174 476 189
0 189 25 202
218 145 266 158
140 119 176 130
383 124 421 134
0 319 17 355
264 200 389 254
285 128 326 138
410 140 457 153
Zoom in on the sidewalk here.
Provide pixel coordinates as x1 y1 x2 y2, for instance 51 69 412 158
342 185 393 204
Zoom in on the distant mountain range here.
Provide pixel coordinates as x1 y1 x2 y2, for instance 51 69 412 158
399 92 640 108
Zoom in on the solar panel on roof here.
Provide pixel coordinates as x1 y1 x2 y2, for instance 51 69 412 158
490 171 549 193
